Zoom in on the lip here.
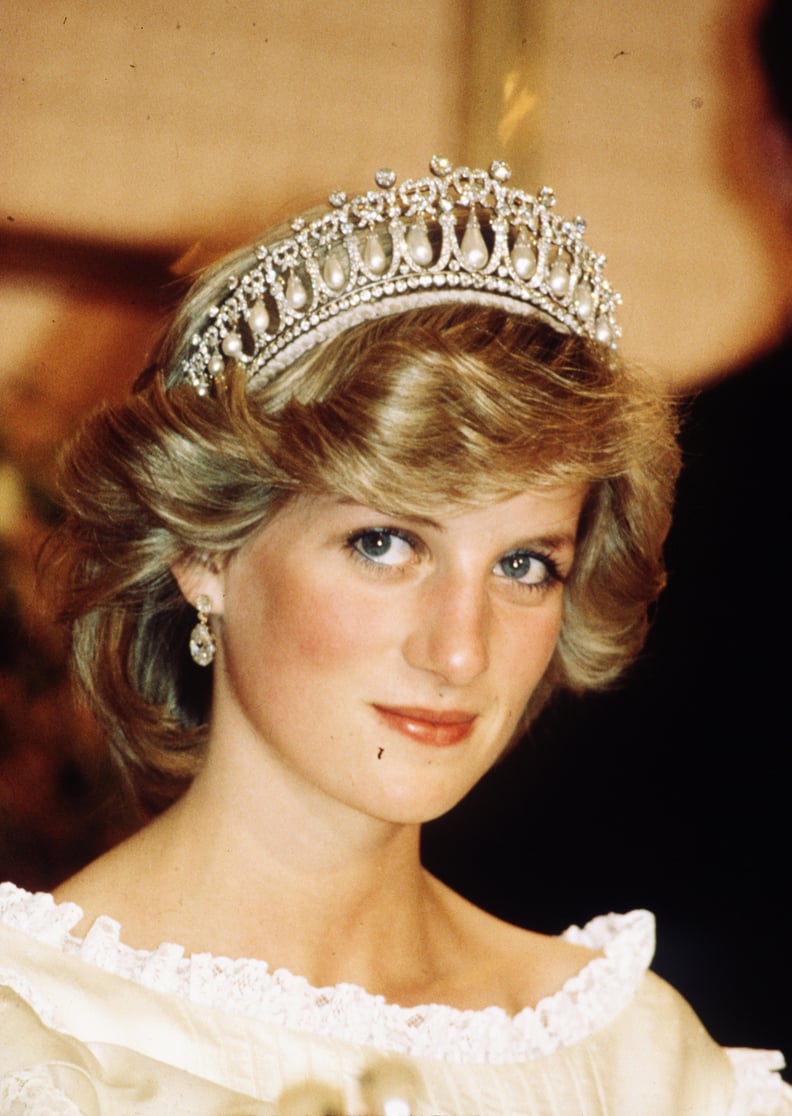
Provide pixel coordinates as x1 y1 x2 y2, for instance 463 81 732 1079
372 704 478 747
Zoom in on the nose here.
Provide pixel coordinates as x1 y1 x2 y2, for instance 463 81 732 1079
402 571 490 687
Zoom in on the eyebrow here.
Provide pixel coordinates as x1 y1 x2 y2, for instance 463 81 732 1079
334 500 578 553
513 533 578 553
334 497 443 531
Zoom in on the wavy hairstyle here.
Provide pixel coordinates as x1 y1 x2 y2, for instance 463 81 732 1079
48 301 679 810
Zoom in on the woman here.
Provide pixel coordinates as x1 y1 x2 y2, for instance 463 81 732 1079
0 157 788 1114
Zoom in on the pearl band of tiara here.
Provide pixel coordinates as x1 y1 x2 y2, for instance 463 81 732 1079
177 156 621 395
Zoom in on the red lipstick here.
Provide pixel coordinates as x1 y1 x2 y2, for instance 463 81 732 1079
373 705 477 747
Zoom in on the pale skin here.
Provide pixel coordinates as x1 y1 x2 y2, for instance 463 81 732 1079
56 487 601 1014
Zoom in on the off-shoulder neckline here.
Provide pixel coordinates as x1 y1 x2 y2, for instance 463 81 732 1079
0 881 655 1064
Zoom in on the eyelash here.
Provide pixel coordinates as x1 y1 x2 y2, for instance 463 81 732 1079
346 528 565 592
494 550 564 592
346 527 420 573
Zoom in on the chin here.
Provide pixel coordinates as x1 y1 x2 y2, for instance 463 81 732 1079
364 778 478 828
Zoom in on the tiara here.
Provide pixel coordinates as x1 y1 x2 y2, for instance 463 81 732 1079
178 156 621 394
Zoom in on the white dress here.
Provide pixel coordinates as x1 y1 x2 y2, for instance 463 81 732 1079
0 882 788 1115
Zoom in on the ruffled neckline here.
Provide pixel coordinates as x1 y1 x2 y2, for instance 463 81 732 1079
0 881 655 1064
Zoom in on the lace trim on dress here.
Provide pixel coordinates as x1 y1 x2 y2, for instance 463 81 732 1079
2 885 790 1100
2 882 653 1064
0 1069 84 1116
726 1049 792 1116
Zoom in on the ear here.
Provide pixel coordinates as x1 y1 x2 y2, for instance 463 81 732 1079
171 555 225 616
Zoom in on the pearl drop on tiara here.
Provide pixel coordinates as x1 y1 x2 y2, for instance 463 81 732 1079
176 157 621 395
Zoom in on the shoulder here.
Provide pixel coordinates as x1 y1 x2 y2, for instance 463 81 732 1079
50 821 171 944
426 878 651 1017
613 972 792 1113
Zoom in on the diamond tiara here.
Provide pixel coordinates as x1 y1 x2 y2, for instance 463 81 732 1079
177 156 621 395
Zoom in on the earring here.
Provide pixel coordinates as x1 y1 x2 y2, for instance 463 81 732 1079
189 594 216 666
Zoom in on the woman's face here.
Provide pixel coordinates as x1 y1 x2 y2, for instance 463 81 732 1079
194 486 585 826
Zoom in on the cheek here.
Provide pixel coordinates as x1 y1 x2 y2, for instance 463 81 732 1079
502 603 564 688
539 607 565 668
244 573 391 670
542 607 564 656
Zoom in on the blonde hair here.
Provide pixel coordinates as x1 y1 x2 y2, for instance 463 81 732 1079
50 302 679 810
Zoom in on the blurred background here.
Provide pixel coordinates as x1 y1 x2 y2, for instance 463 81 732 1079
2 0 790 1077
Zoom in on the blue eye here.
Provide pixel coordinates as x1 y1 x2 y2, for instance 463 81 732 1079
495 550 558 587
348 528 416 568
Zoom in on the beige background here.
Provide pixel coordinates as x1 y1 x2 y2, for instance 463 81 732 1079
2 0 789 395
